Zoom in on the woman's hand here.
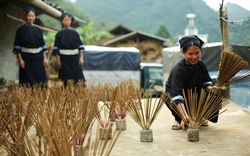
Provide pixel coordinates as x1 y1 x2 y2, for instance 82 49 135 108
19 59 25 69
57 60 61 69
44 59 48 67
206 86 221 94
79 57 84 66
17 53 25 69
55 54 61 69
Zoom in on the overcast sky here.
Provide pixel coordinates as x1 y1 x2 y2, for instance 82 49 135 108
203 0 250 11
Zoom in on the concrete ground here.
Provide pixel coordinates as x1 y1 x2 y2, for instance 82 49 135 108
1 100 250 156
111 100 250 156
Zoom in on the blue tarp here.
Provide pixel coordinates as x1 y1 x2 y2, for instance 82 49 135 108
82 45 140 71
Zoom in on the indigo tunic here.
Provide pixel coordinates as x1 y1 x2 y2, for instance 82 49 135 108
165 58 219 123
53 28 85 85
13 24 48 86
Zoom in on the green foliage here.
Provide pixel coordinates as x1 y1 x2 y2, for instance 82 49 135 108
37 0 90 31
155 25 170 39
40 0 250 46
44 32 56 46
38 15 61 30
231 18 250 46
74 0 250 45
74 0 222 42
77 22 113 45
43 21 113 46
0 77 6 86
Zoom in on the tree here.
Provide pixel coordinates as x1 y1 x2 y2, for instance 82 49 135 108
77 21 113 45
232 19 250 46
155 24 171 39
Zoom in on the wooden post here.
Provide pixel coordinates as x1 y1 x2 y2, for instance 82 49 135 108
219 0 231 98
219 0 229 51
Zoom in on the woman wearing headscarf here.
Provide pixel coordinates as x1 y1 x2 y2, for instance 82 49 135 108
165 35 221 130
13 7 48 86
53 13 85 86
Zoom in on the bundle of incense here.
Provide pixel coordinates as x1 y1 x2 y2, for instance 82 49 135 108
0 80 132 155
164 89 230 129
102 84 121 121
0 81 100 155
216 50 250 88
114 106 126 120
125 89 165 130
75 134 85 146
84 123 122 156
103 80 138 122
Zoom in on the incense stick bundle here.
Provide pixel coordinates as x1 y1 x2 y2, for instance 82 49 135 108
0 82 101 155
164 89 230 129
125 89 165 130
0 84 42 155
102 84 121 121
83 123 121 156
0 80 135 155
216 50 250 88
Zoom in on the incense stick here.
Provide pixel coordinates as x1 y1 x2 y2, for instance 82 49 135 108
216 50 250 88
125 88 165 130
164 89 230 129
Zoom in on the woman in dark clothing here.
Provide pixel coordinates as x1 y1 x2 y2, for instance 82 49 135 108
13 7 48 87
53 13 85 86
165 35 221 130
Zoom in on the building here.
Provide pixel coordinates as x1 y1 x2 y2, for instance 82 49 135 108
178 14 208 44
0 0 85 83
98 25 170 63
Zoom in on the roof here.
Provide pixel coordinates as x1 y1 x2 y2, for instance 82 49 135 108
103 30 170 47
100 24 170 47
84 45 140 53
108 25 134 35
7 0 86 28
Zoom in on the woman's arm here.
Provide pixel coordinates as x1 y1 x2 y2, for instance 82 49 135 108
43 53 48 67
79 51 84 65
55 54 61 69
17 53 25 69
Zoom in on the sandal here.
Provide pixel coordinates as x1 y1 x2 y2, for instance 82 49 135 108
171 121 181 130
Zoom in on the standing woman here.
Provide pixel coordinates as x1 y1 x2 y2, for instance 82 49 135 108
53 13 85 86
13 7 48 87
165 35 221 130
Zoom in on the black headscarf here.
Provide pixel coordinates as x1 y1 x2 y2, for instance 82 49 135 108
179 35 205 52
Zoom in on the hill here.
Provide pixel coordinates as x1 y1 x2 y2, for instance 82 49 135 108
225 3 250 20
75 0 250 44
